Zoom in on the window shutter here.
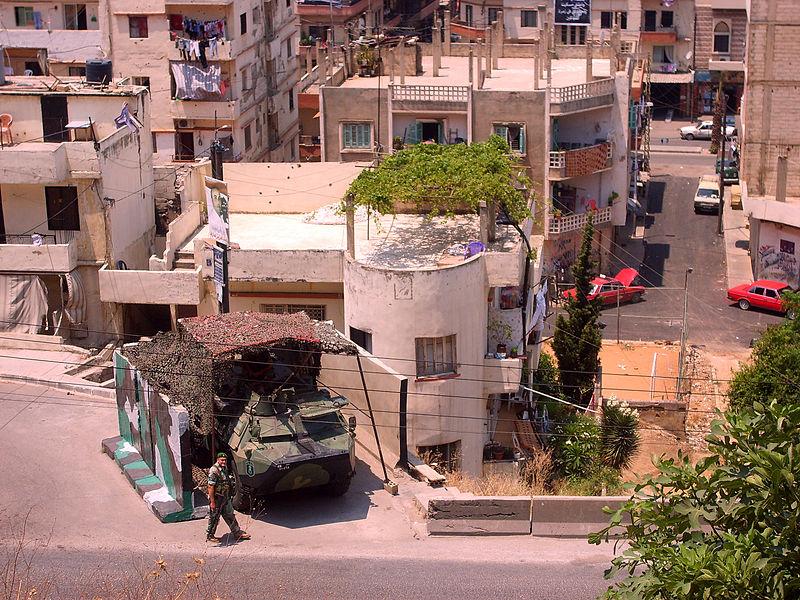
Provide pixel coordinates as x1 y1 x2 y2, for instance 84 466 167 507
518 126 526 153
343 124 352 148
493 124 508 141
358 123 370 148
406 122 420 145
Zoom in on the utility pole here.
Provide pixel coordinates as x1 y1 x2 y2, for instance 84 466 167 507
716 80 727 236
210 137 230 313
677 267 693 398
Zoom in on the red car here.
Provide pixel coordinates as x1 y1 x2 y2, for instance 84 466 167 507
562 268 645 306
726 279 796 318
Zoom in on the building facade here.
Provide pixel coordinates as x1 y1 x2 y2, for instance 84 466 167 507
0 0 102 75
101 0 300 164
0 78 155 345
740 0 800 288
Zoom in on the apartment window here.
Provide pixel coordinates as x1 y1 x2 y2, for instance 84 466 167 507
260 303 327 320
660 11 673 28
418 441 461 472
601 11 626 30
285 0 290 8
465 4 473 26
600 11 612 28
128 16 148 38
45 186 80 231
151 132 158 153
241 66 250 91
240 12 247 35
493 123 525 153
349 327 372 353
714 22 731 54
520 10 537 28
68 66 86 76
652 45 674 64
342 122 371 149
14 6 34 26
415 335 457 378
644 10 656 31
255 115 262 134
285 36 293 57
288 88 294 112
244 124 252 149
618 12 628 29
132 76 150 89
251 64 257 88
558 25 586 45
487 7 499 24
64 4 87 30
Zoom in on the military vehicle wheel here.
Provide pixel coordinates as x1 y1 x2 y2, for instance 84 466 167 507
231 462 253 513
322 476 352 497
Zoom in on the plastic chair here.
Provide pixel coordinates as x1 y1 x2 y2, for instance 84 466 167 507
0 114 12 146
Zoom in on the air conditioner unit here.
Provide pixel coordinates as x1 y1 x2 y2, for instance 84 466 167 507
177 119 190 129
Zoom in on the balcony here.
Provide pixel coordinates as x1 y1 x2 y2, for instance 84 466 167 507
548 205 613 236
0 141 99 184
483 357 523 395
549 142 613 180
168 41 234 62
390 84 470 112
98 264 205 305
170 97 241 121
549 78 615 115
299 134 321 161
0 231 78 273
640 28 678 44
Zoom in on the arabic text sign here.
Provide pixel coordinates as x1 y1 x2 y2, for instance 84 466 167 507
555 0 591 26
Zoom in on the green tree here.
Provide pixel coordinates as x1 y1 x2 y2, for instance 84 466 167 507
590 399 800 599
728 292 800 412
345 136 531 224
551 216 602 406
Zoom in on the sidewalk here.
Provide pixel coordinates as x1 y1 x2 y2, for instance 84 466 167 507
722 189 753 286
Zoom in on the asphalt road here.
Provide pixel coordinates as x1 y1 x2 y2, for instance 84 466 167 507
603 152 784 349
24 548 614 600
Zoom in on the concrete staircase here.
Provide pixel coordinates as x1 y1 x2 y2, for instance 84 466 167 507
173 250 196 270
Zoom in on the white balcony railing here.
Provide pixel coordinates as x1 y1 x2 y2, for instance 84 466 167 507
550 78 615 104
549 206 613 235
391 84 470 103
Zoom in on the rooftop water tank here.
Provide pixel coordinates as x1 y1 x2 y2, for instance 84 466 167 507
85 59 113 84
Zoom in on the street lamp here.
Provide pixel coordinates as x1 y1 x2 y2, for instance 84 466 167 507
677 267 693 398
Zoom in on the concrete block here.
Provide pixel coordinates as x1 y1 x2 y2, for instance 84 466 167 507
101 436 123 458
428 497 531 521
428 519 531 535
530 496 628 537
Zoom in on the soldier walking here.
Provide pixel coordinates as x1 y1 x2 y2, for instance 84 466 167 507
206 453 251 543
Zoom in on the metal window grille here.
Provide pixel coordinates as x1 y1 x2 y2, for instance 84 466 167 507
342 123 371 149
415 335 457 377
259 303 327 321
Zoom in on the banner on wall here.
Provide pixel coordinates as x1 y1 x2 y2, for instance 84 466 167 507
555 0 591 26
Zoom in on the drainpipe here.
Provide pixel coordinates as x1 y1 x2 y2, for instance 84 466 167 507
346 192 355 257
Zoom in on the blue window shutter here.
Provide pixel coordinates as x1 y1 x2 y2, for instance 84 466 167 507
343 124 353 148
519 126 526 153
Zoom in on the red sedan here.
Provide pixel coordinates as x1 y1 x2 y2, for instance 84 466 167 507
562 268 645 306
727 279 796 318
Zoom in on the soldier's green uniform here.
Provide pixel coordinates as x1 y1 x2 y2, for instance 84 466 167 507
206 461 244 541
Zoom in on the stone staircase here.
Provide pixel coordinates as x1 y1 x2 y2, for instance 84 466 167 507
173 249 196 270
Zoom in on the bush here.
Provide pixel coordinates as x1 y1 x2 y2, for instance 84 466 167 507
555 413 600 478
561 465 622 496
600 400 640 470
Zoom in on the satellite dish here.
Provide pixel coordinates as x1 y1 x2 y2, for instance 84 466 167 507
685 51 693 60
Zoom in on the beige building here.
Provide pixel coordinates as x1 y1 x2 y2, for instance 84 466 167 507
0 77 155 345
0 0 102 76
297 0 383 45
100 0 300 164
95 158 545 475
740 0 800 288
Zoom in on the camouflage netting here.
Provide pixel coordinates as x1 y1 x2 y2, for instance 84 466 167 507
124 312 357 435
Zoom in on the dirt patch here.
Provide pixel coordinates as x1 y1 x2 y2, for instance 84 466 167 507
599 340 680 403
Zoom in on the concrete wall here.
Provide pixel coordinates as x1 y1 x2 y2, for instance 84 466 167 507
0 2 100 31
320 86 388 162
751 219 800 287
694 6 747 69
343 254 490 475
319 352 406 468
99 264 205 304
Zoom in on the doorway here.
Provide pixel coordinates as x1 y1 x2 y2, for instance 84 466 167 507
175 131 195 160
41 96 69 142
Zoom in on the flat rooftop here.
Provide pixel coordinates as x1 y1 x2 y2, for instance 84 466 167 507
185 212 522 269
0 77 146 96
337 56 612 91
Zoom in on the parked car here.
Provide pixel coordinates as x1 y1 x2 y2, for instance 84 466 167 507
727 279 796 318
715 158 739 184
694 175 721 213
680 120 735 140
562 268 645 306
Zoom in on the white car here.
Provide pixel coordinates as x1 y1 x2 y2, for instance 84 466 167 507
694 175 721 213
680 121 735 141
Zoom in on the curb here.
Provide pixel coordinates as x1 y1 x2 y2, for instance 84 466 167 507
650 146 705 155
0 374 116 400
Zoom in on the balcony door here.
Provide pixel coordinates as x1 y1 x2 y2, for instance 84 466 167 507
41 96 69 143
175 132 195 160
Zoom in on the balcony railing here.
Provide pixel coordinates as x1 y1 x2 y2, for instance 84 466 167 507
548 206 613 235
549 142 613 179
391 85 470 103
551 78 615 103
2 231 76 245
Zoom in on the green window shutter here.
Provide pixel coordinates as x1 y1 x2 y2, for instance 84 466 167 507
361 124 371 148
437 122 444 144
343 124 353 148
493 125 508 141
518 126 526 153
406 122 420 145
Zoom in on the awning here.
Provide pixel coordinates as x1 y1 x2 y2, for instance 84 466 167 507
650 72 694 84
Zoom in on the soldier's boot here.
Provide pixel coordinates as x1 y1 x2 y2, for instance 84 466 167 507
234 530 251 540
206 535 222 543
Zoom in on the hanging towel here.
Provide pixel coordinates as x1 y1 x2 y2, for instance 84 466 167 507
171 63 222 100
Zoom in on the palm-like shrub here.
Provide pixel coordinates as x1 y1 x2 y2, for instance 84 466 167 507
600 400 640 470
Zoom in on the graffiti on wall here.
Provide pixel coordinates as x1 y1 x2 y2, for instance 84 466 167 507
549 237 577 274
758 242 799 288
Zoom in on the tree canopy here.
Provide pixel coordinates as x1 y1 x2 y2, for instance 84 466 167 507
345 136 531 224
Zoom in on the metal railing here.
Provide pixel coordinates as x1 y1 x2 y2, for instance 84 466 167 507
548 205 613 235
2 230 76 245
391 85 470 103
550 78 615 104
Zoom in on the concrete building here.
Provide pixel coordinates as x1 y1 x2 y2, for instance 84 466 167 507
297 0 383 46
313 24 631 278
0 0 102 76
739 0 800 289
96 159 546 475
0 77 155 345
101 0 300 164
